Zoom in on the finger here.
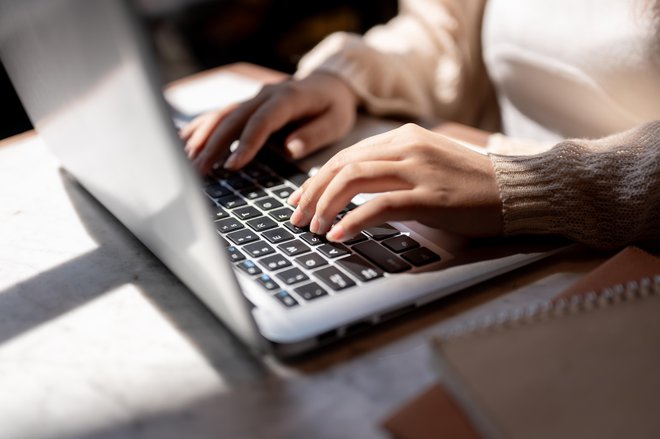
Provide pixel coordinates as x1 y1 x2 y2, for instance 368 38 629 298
184 114 222 159
179 113 209 142
284 107 348 159
184 102 243 160
290 138 404 225
193 95 269 174
326 190 422 242
226 90 329 170
308 161 413 234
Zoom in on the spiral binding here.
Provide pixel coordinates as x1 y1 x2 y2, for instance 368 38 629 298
441 274 660 341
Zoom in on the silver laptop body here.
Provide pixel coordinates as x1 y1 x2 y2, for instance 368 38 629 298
0 0 560 357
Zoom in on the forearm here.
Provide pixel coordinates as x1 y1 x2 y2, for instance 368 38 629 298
490 121 660 249
295 0 492 126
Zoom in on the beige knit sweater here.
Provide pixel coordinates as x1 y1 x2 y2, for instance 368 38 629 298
296 0 660 249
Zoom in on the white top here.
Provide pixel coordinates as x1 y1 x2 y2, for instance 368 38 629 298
297 0 660 143
483 0 660 142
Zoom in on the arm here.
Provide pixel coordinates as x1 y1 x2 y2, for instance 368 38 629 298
491 121 660 249
296 0 495 128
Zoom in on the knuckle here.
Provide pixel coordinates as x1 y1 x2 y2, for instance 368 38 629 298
398 123 422 137
343 162 365 177
314 198 331 218
327 154 346 173
298 190 316 210
376 196 402 213
260 83 277 95
279 82 300 99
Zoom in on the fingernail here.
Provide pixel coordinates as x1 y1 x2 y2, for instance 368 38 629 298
287 187 303 205
223 154 239 170
326 224 345 242
309 216 319 234
286 139 305 158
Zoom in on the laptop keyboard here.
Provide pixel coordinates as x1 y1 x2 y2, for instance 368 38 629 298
203 153 441 309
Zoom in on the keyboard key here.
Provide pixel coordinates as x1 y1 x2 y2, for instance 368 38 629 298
243 242 275 258
294 282 328 301
276 267 309 285
226 176 252 190
211 168 238 180
270 185 295 199
287 173 308 187
215 217 244 233
255 197 282 211
236 260 262 275
233 206 261 221
211 206 229 220
256 274 279 291
294 253 327 269
227 229 260 245
269 207 294 222
353 241 411 273
342 202 359 212
318 243 349 259
205 183 231 198
343 232 368 245
336 255 383 282
202 176 219 187
258 176 285 188
274 290 299 307
278 240 311 257
261 228 294 244
246 216 278 232
226 246 245 262
243 165 272 180
258 254 291 271
284 221 306 234
401 247 441 266
300 232 325 246
240 187 267 200
217 194 247 209
382 235 420 253
313 266 356 291
364 224 400 240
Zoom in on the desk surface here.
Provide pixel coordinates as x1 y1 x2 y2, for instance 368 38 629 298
0 64 607 439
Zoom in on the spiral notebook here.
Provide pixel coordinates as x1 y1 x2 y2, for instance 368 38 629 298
383 246 660 439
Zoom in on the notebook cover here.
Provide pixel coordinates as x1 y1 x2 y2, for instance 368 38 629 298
432 268 660 438
553 246 660 301
382 246 660 439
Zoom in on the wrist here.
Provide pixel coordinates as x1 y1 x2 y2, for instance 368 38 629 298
309 70 360 109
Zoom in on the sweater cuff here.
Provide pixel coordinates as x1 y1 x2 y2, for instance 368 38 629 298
489 150 566 237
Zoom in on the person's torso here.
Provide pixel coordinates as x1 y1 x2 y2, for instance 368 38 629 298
482 0 660 141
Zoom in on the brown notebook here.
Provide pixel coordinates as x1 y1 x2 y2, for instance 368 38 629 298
383 246 660 439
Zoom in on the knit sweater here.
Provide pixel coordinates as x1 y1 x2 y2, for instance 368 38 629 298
296 0 660 249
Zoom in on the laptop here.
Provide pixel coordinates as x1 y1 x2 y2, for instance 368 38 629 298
0 0 564 357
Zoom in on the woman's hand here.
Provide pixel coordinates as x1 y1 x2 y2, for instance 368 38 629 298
179 72 359 174
287 124 503 241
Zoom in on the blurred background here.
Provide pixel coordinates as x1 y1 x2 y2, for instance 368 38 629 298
0 0 397 140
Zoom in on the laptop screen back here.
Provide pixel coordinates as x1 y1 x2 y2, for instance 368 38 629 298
0 0 263 350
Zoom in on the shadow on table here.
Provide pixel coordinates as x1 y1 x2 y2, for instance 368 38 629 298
0 169 266 384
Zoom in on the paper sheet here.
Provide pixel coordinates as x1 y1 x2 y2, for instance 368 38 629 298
164 71 263 117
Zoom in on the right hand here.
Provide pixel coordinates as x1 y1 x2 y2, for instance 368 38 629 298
180 71 360 174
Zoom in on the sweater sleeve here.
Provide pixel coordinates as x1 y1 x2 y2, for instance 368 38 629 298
294 0 496 128
490 121 660 249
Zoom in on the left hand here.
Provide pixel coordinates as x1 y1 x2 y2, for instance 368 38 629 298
287 123 504 241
